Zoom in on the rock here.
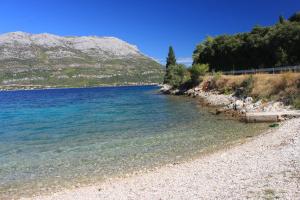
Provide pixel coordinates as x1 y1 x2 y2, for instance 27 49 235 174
245 104 254 111
240 109 246 114
194 87 201 92
226 103 234 110
254 100 262 108
273 102 284 111
170 89 180 95
278 115 285 121
234 100 244 110
160 84 172 94
244 97 253 104
185 89 195 96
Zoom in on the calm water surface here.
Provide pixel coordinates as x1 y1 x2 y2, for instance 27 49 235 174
0 86 268 199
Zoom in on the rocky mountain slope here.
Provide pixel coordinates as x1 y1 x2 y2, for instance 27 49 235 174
0 32 163 89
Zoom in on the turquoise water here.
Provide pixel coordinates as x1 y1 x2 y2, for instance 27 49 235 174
0 86 267 199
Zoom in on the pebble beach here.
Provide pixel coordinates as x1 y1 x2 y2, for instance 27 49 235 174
24 118 300 200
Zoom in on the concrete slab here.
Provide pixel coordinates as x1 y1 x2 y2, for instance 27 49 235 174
245 111 300 123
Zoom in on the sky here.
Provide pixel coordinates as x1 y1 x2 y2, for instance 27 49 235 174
0 0 299 66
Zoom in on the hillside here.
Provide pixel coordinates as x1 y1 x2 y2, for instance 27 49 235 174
0 32 164 90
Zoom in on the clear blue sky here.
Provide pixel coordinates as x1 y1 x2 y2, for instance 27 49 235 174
0 0 299 65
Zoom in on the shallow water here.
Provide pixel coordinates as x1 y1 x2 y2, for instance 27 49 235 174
0 86 267 199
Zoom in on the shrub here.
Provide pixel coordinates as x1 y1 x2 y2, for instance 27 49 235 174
213 71 223 81
164 64 190 88
293 96 300 109
240 75 254 96
190 64 209 84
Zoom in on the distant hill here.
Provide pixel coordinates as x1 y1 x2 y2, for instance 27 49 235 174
0 32 163 90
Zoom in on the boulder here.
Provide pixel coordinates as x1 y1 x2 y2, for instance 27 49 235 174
160 84 172 94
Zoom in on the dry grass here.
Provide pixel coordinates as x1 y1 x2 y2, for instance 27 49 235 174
204 72 300 108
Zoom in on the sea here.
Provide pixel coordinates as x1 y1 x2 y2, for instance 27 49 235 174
0 85 268 199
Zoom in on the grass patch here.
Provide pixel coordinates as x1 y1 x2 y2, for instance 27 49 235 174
263 188 280 199
203 72 300 108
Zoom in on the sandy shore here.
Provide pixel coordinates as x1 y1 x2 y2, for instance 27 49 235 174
23 118 300 200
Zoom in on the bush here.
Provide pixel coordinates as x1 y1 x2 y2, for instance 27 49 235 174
213 71 223 81
190 64 209 84
164 64 190 88
293 95 300 109
240 75 254 96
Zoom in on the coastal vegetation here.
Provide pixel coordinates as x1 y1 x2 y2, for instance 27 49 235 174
203 73 300 109
193 12 300 71
163 12 300 109
164 46 209 87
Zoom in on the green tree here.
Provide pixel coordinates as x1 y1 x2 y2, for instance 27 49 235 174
164 64 189 87
164 46 177 83
190 64 209 84
192 44 204 65
279 15 285 24
166 46 176 69
192 11 300 71
289 12 300 22
275 47 288 66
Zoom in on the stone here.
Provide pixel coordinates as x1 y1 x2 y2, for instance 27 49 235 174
273 102 284 111
160 84 172 94
186 89 195 96
194 87 201 92
170 89 180 95
240 109 246 114
235 100 244 110
244 97 253 104
245 104 254 112
254 100 262 107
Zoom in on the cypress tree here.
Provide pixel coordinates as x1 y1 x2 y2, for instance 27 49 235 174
166 46 176 69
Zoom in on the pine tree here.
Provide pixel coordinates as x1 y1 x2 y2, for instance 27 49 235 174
166 46 176 69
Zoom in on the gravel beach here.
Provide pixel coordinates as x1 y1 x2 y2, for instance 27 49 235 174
23 118 300 200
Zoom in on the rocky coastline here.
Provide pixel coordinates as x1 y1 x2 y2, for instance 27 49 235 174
160 84 300 122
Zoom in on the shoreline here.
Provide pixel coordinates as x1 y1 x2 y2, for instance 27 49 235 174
160 84 300 123
22 118 300 200
0 83 160 92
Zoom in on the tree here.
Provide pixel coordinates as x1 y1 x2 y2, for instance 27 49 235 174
279 15 285 24
289 12 300 22
164 64 189 87
190 64 209 84
192 11 300 71
275 47 288 67
192 44 204 65
164 46 177 83
166 46 176 69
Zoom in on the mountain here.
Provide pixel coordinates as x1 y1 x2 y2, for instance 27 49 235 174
0 32 164 90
